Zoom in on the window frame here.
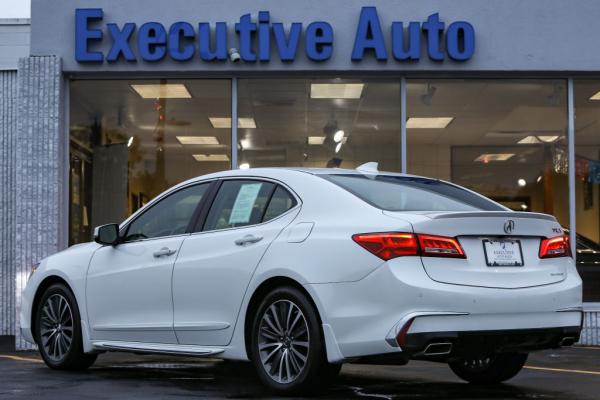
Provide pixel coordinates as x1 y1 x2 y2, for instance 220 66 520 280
118 180 218 244
191 176 301 235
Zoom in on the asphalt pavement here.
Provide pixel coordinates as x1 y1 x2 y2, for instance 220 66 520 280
0 347 599 399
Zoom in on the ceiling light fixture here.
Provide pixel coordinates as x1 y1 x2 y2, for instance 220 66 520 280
518 178 527 187
335 142 343 153
239 163 250 170
518 135 559 144
310 83 364 99
474 153 515 163
406 117 454 129
192 154 230 162
176 136 219 145
130 84 192 99
537 175 543 183
127 137 134 147
538 135 559 143
209 117 257 129
333 130 345 143
308 136 326 145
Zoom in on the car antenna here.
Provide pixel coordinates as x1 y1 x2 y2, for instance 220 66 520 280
356 162 379 175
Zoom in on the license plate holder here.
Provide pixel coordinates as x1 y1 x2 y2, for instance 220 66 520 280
482 239 524 267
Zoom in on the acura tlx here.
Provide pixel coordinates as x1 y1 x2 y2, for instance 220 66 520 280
20 163 582 394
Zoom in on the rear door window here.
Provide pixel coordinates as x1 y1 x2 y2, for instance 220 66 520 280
203 180 275 231
323 174 504 212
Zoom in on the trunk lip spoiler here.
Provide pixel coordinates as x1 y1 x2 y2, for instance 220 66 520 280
426 211 556 222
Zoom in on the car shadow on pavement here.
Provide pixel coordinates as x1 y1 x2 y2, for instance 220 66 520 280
75 358 570 400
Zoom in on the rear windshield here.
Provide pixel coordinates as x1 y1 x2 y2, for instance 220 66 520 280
322 174 504 212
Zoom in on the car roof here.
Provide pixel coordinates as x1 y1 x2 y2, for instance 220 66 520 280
183 167 426 182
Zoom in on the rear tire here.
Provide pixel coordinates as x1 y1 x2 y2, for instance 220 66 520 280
249 286 338 394
35 283 97 370
449 353 528 384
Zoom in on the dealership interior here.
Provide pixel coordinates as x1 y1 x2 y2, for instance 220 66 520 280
68 78 600 301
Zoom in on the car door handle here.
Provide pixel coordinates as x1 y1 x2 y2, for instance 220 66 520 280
153 247 177 258
235 235 263 246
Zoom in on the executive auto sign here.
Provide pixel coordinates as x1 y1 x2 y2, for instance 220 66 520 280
75 7 475 64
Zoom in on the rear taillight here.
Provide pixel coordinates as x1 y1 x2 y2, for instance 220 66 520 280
418 234 466 258
352 232 465 261
539 234 571 258
352 233 419 260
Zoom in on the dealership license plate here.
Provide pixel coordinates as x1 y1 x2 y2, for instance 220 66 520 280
483 239 524 267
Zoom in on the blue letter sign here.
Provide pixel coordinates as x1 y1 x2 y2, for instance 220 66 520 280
74 8 475 64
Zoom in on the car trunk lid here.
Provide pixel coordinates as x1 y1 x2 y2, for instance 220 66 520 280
384 211 568 289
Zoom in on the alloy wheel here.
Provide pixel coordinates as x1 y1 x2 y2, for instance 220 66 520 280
257 300 310 384
40 294 74 361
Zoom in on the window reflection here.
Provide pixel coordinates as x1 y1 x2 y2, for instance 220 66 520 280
574 80 600 301
407 79 568 225
237 79 401 170
69 79 231 244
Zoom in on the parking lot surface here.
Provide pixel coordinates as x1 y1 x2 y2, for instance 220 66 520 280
0 347 598 399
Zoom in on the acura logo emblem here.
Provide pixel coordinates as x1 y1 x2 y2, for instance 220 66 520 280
504 220 515 234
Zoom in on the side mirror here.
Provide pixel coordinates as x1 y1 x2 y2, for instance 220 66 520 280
93 224 121 246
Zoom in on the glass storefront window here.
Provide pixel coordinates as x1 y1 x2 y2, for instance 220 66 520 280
407 79 569 226
237 78 401 170
69 79 231 244
574 80 600 302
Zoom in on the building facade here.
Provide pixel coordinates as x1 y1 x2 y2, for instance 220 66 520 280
1 0 600 349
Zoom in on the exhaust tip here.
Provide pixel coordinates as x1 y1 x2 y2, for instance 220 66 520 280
423 342 453 356
560 337 576 347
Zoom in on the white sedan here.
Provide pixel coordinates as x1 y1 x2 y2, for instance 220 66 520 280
21 165 582 394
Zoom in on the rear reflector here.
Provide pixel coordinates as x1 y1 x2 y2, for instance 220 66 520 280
352 232 465 261
539 234 571 258
396 318 414 347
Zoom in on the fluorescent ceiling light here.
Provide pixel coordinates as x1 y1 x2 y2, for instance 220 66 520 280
518 135 559 144
209 117 256 129
127 137 134 147
192 154 230 162
474 153 515 162
130 84 191 99
590 91 600 100
310 83 364 99
335 142 343 153
238 118 257 129
518 136 541 144
406 117 454 129
308 136 326 145
176 136 219 145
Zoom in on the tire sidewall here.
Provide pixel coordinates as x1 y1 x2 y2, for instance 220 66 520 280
35 283 84 369
249 286 326 393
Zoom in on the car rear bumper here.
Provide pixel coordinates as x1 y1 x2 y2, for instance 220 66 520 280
403 326 581 360
306 256 583 361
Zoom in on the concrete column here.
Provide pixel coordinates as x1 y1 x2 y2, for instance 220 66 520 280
15 56 66 350
0 70 17 338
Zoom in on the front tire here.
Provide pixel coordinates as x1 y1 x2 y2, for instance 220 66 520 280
35 283 97 370
249 286 338 394
449 353 528 384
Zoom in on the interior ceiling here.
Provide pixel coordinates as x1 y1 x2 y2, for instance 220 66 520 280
69 78 600 162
